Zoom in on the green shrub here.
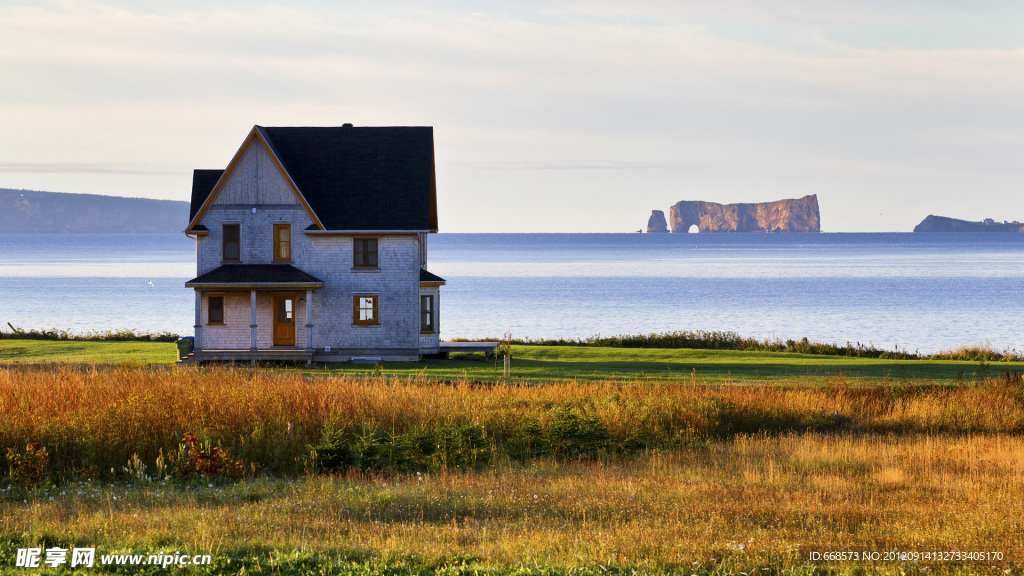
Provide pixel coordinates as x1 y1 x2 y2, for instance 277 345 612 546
313 422 491 473
506 409 613 461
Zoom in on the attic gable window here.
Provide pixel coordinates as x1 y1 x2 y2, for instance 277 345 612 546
222 223 241 262
353 237 378 268
273 223 291 262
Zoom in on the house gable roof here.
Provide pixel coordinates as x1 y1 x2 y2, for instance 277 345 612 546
187 127 324 233
190 170 224 222
187 125 437 233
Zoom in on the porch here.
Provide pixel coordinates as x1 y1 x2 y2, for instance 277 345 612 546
185 264 324 364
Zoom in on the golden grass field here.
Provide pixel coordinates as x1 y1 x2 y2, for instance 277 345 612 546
1 365 1022 574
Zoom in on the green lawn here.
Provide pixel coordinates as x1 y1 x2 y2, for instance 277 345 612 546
332 344 1017 383
0 339 176 364
1 339 1017 383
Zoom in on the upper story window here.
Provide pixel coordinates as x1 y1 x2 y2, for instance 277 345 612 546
273 224 291 262
353 237 378 268
222 223 240 262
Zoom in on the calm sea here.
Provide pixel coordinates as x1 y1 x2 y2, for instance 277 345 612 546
0 233 1021 354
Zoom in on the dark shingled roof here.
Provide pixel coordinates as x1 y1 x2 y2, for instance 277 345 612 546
189 125 437 231
190 169 224 221
185 264 324 287
419 269 446 283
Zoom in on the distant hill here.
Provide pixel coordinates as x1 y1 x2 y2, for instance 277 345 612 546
913 215 1024 233
0 189 189 233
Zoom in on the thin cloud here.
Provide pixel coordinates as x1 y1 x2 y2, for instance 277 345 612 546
0 162 177 175
458 160 679 170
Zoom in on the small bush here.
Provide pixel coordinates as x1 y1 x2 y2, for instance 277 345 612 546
6 443 48 489
170 433 243 483
312 426 357 471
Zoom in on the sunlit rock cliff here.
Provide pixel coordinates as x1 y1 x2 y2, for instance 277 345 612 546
667 195 820 233
646 210 669 233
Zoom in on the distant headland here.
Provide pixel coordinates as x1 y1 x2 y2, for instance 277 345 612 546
913 215 1023 233
0 189 188 233
646 194 820 233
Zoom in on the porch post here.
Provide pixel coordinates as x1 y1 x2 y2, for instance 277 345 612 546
250 290 257 351
194 289 202 351
305 289 313 353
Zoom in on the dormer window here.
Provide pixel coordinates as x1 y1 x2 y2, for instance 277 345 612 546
273 223 291 262
222 223 240 262
354 237 378 268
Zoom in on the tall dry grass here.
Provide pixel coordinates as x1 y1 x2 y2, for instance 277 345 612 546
2 434 1021 573
0 365 1022 479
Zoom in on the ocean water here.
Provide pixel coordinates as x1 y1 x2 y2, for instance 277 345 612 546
0 233 1021 354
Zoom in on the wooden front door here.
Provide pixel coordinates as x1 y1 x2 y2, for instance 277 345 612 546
273 295 296 346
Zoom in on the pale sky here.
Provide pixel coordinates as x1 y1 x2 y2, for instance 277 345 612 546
2 1 1023 232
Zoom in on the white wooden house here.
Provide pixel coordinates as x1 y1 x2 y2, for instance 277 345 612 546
184 124 444 363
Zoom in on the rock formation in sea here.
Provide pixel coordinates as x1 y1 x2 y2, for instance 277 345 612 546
665 194 820 233
646 210 669 233
913 215 1023 233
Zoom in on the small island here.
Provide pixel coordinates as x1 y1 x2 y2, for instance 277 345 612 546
913 215 1023 233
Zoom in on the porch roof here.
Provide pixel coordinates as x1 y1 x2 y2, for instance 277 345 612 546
186 264 324 290
419 269 446 284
